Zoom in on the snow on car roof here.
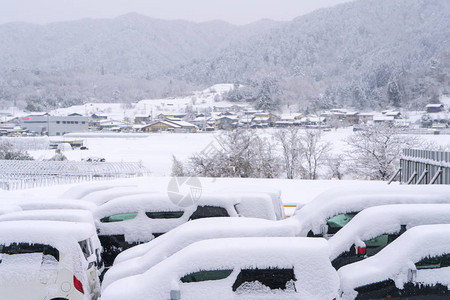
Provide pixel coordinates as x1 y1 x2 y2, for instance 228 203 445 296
16 199 97 212
103 217 299 289
329 204 450 260
79 186 157 205
102 237 339 300
59 182 138 200
0 204 22 215
0 220 96 251
338 224 450 295
293 185 450 234
0 209 96 226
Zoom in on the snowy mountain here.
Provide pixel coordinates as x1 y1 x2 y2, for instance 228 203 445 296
0 0 449 111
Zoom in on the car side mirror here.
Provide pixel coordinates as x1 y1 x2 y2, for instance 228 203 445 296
407 269 417 282
170 289 181 300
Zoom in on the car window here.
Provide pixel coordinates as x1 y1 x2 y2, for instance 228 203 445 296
327 212 358 234
354 279 398 299
145 211 184 219
189 206 230 220
0 242 59 261
180 269 233 283
100 212 138 223
416 253 450 270
78 239 93 260
232 268 296 292
365 234 389 248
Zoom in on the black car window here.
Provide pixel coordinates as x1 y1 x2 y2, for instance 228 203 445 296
355 279 398 299
416 253 450 270
232 267 296 292
327 212 358 234
189 206 229 220
100 212 138 223
78 239 92 260
145 211 184 219
181 269 233 283
0 243 59 261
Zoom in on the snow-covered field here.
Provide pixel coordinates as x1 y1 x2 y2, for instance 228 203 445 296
27 128 450 177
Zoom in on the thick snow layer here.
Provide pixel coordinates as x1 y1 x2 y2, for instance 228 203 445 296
0 204 22 215
0 209 96 226
329 204 450 260
78 186 157 205
0 209 102 256
59 182 138 200
16 199 98 212
102 237 339 300
103 217 299 289
339 224 450 299
293 185 450 235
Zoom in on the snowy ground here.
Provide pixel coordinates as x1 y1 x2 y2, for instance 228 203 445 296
28 128 450 177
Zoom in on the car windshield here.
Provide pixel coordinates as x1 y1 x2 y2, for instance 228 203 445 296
327 212 357 233
0 243 59 261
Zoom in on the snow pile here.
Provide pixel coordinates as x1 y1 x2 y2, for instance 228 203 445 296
79 186 157 205
329 204 450 260
293 185 450 235
339 224 450 299
16 199 98 212
0 204 22 216
102 237 339 300
59 182 138 200
102 217 299 289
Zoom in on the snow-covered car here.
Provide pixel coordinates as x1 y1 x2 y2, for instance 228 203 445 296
294 185 450 238
59 182 138 200
329 204 450 269
95 192 281 268
16 199 98 212
102 217 298 289
0 220 101 300
0 204 22 215
76 186 157 205
102 237 339 300
0 209 105 276
339 224 450 299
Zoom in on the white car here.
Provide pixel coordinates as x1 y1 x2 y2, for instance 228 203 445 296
0 220 101 300
339 224 450 299
102 217 298 289
293 185 450 237
329 204 450 269
95 192 282 268
102 237 339 300
0 209 104 276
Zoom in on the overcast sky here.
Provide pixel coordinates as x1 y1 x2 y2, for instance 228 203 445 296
1 0 353 25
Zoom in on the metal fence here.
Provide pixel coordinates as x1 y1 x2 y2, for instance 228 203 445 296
396 149 450 185
0 160 150 190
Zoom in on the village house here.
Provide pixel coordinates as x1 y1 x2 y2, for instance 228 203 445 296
134 115 151 124
141 120 198 133
215 116 238 130
426 103 445 113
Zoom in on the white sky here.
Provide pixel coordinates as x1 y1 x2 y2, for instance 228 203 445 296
1 0 353 25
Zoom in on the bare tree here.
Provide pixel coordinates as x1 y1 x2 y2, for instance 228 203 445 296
345 124 422 180
273 127 301 179
299 130 331 179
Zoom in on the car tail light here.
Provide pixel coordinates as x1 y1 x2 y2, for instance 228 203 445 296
73 275 84 294
357 246 366 255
